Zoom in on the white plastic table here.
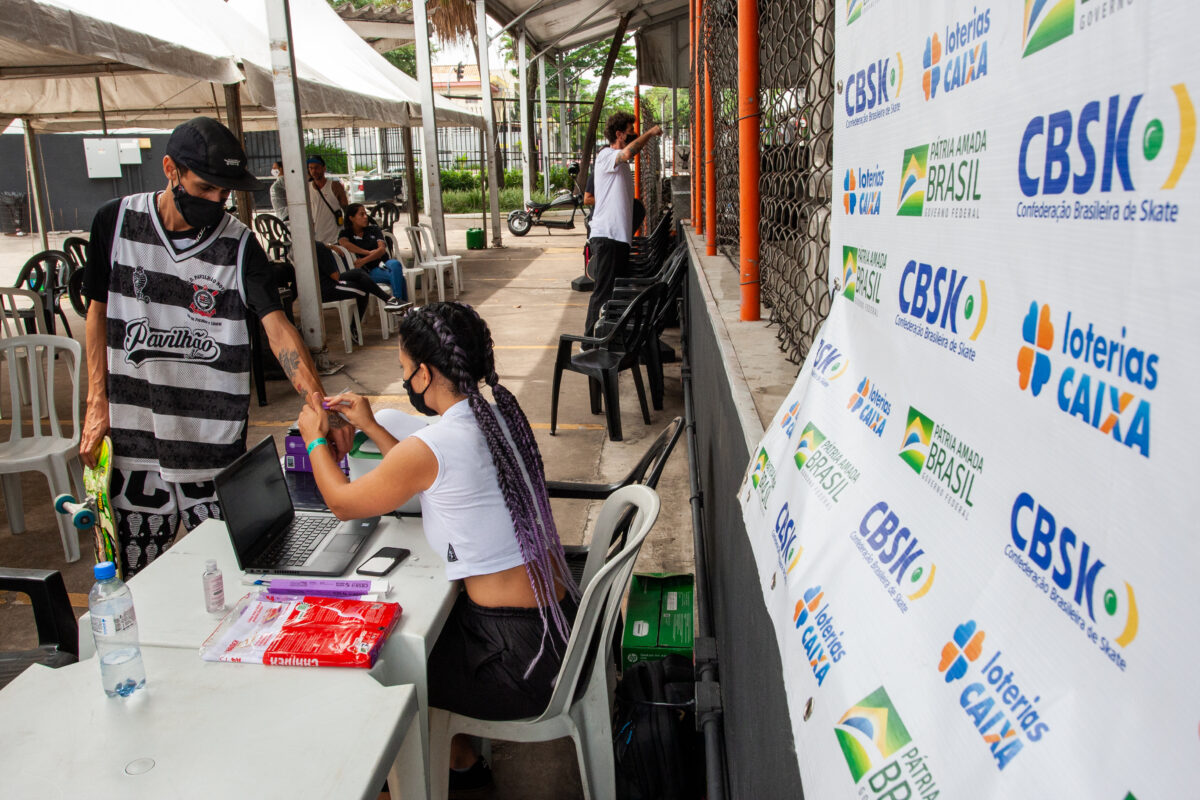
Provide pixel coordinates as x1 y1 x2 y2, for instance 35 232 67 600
0 646 421 799
78 516 458 800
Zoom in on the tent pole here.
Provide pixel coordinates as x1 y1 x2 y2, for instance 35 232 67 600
413 0 447 252
344 126 357 175
94 77 108 135
265 0 325 351
223 83 254 230
476 0 504 246
558 52 569 168
518 28 531 207
402 126 419 228
479 130 488 246
22 118 49 251
539 54 550 192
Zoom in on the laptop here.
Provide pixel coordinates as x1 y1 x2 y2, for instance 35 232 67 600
214 437 379 576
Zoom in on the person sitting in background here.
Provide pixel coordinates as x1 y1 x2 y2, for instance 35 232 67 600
316 241 406 323
269 160 288 220
338 203 408 303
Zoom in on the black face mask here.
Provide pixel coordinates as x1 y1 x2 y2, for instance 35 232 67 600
402 365 437 416
172 181 226 230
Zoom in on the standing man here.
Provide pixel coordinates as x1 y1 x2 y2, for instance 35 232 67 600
81 116 352 577
306 154 348 245
585 112 662 336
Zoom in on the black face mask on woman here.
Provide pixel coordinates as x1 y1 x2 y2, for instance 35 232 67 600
403 364 438 416
172 181 227 230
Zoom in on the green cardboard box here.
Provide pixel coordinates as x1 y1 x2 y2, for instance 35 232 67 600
621 573 694 666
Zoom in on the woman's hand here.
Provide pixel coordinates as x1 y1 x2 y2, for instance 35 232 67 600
322 391 377 432
297 391 330 443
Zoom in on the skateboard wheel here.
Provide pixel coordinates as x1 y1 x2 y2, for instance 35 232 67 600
54 494 77 513
72 509 96 530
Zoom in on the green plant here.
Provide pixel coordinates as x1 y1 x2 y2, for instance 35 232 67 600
304 141 348 174
439 168 482 192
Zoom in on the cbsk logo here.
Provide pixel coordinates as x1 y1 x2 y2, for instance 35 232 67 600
1018 85 1195 202
1021 0 1073 57
857 500 936 601
898 260 989 340
1010 492 1138 670
779 400 801 437
922 7 990 102
792 585 847 686
937 620 1051 770
843 166 884 215
843 55 902 127
847 376 891 438
1016 301 1154 457
897 146 928 215
809 338 849 386
835 687 912 783
773 503 803 580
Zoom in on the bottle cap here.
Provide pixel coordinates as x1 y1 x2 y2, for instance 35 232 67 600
94 561 117 580
205 559 218 571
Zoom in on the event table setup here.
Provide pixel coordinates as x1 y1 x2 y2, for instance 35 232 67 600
75 515 457 799
0 645 421 798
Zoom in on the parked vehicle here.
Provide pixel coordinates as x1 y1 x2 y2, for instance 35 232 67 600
507 162 591 236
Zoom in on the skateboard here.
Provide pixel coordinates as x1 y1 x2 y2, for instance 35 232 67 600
55 435 120 578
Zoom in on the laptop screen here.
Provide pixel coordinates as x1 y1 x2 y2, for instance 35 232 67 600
214 437 294 561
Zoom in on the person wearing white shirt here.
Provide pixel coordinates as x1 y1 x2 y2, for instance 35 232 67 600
584 113 662 337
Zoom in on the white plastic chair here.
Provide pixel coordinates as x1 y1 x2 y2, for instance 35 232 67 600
419 223 463 298
405 226 454 302
428 484 661 800
317 246 364 354
0 288 48 411
0 335 84 562
382 230 429 309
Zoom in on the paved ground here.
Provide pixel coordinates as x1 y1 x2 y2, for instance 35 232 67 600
0 214 692 799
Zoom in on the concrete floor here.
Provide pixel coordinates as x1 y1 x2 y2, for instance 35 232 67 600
0 215 693 799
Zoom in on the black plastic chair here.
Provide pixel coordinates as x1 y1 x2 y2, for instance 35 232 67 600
254 214 291 261
62 236 91 316
371 201 401 232
14 250 72 336
0 568 78 689
551 283 664 442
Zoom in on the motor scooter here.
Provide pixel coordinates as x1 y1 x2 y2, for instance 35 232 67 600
507 162 592 236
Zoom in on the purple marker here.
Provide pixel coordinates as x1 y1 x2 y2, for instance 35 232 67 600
263 578 387 598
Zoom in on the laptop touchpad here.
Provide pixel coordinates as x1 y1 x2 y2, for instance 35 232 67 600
326 533 366 552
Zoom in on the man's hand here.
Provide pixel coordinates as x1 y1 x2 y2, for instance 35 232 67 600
647 124 663 137
80 401 109 469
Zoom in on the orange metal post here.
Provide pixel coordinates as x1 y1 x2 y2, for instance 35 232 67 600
737 0 761 320
704 62 716 255
693 0 703 233
634 84 642 202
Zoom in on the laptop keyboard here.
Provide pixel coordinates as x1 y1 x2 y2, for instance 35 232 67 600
260 515 339 566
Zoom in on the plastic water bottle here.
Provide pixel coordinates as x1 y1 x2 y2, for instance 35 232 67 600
89 561 147 698
202 559 225 613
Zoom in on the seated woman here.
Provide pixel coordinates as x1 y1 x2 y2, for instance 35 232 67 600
338 203 408 303
297 302 578 792
315 242 406 320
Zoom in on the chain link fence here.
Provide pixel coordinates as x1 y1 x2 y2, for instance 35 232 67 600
696 0 835 364
638 98 666 229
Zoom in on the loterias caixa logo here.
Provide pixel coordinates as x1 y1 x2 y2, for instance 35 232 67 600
1022 0 1137 59
843 53 902 129
936 620 1052 770
852 499 937 614
843 165 885 216
791 584 847 687
897 128 987 219
1016 301 1155 457
922 6 991 102
1007 491 1139 672
1016 81 1194 223
835 686 940 797
793 422 861 510
899 406 984 520
841 246 888 316
847 375 891 438
894 259 988 364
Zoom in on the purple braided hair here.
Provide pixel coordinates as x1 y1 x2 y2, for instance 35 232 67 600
400 303 578 675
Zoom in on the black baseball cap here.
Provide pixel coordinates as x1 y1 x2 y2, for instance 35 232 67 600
166 116 263 191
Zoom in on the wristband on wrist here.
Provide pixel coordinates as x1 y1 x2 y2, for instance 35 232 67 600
306 437 328 455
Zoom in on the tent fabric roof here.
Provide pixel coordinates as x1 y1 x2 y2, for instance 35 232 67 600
485 0 687 55
635 15 688 88
0 0 483 132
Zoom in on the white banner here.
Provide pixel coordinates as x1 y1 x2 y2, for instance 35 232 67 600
739 1 1198 797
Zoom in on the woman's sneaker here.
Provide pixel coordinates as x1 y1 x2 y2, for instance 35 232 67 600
448 756 493 799
384 296 411 313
